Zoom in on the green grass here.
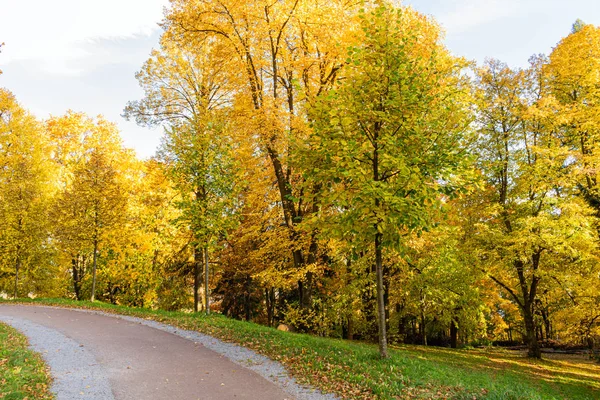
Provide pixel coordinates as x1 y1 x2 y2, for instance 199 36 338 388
3 298 599 399
0 321 53 400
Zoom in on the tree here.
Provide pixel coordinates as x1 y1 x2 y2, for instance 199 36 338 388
121 159 185 308
543 24 600 351
572 19 586 33
125 37 238 313
545 23 600 214
398 220 485 348
473 58 599 358
48 112 97 300
0 89 56 298
164 0 365 309
49 113 128 302
68 150 127 301
303 4 471 358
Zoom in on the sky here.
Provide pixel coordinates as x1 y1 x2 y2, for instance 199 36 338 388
0 0 599 159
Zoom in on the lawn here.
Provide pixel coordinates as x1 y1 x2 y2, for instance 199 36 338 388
2 298 599 400
0 321 53 400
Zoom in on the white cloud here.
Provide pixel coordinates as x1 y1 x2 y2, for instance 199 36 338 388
0 0 169 75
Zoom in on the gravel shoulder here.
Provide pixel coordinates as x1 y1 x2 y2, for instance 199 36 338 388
0 304 337 400
0 315 114 400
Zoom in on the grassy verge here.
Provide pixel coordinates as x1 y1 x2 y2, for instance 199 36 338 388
2 298 599 400
0 321 53 400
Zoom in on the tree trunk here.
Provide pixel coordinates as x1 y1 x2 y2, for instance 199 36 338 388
267 146 320 312
375 231 388 358
72 256 81 301
244 296 251 321
244 277 251 321
265 288 275 327
300 237 319 309
347 313 354 341
490 257 542 358
14 254 21 299
450 319 458 349
398 317 407 342
421 310 427 346
540 306 551 340
194 246 202 313
372 120 388 358
278 288 286 311
204 246 210 315
520 255 542 358
523 306 541 358
383 264 390 334
90 239 98 302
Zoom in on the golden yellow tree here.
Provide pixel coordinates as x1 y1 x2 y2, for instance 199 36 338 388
163 0 365 309
473 56 600 358
0 89 57 298
546 22 600 211
49 113 129 301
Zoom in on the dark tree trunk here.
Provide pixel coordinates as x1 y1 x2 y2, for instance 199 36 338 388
244 294 251 321
265 288 275 327
278 288 286 312
450 319 458 349
421 310 427 346
347 313 354 341
268 147 312 310
490 256 542 358
194 247 202 313
244 277 252 321
90 238 98 302
398 317 407 341
494 122 543 358
204 246 210 315
520 254 542 358
72 256 82 301
14 253 21 299
300 273 313 309
267 143 320 312
383 264 390 333
540 305 551 340
375 231 388 358
523 306 541 358
301 238 318 309
372 120 388 358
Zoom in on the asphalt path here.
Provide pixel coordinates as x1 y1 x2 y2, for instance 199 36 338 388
0 305 295 400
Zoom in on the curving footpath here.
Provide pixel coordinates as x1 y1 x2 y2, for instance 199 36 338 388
0 305 334 400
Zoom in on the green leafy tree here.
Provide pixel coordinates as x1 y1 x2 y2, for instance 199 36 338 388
125 37 238 313
304 4 471 358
